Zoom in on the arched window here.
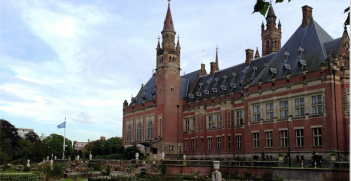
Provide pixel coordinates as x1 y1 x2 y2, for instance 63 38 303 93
147 121 154 140
127 125 132 142
169 56 171 61
265 40 270 55
137 123 142 141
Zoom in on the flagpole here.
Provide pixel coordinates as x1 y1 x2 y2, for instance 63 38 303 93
63 117 66 159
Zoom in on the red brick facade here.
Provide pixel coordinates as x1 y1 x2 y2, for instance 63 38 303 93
122 3 350 164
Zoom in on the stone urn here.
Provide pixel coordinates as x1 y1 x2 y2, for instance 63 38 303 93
279 156 284 161
331 155 336 161
213 161 220 170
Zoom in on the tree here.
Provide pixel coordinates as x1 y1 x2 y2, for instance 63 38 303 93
252 0 349 25
25 131 39 142
123 144 142 160
44 134 73 159
0 119 20 147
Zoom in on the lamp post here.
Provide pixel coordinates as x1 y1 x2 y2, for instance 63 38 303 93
287 118 291 167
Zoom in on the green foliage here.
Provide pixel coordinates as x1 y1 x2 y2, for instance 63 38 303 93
330 152 337 156
37 163 64 180
87 163 101 171
45 133 73 159
23 165 31 172
278 153 284 157
73 174 79 179
157 164 167 175
123 145 143 160
234 156 246 161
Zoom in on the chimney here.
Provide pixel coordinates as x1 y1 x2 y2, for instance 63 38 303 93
245 49 254 66
302 5 313 28
88 139 90 143
199 63 207 76
210 62 219 77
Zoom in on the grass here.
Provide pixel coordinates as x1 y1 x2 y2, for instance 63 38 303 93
60 178 88 181
0 171 35 174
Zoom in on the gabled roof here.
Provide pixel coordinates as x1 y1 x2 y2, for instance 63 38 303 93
189 54 275 100
252 19 334 85
130 70 200 106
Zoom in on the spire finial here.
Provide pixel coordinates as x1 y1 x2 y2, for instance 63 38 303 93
168 0 170 6
215 45 218 64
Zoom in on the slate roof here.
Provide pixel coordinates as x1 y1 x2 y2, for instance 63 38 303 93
130 70 200 106
188 54 275 100
324 38 342 58
252 19 337 85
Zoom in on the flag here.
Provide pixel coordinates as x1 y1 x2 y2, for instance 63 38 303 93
57 122 65 129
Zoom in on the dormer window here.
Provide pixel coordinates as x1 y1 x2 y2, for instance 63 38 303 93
232 72 237 77
269 68 277 75
211 88 217 93
283 64 291 71
141 94 147 100
252 67 258 73
151 89 156 95
298 60 307 67
298 45 304 56
188 94 194 99
196 92 201 97
131 97 137 103
199 83 203 88
284 50 290 60
251 78 256 83
215 78 219 83
242 70 246 76
230 83 236 89
221 86 226 91
223 75 227 79
203 90 209 95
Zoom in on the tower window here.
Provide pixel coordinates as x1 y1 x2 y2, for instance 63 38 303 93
265 40 270 55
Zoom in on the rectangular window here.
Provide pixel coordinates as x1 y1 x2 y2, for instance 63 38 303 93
313 128 322 146
236 135 242 150
296 129 304 147
208 115 214 129
192 118 195 131
312 95 323 115
228 136 231 150
217 137 221 150
280 130 288 147
253 105 261 121
201 138 203 150
253 133 259 148
227 112 231 127
208 138 212 151
184 140 188 151
265 103 274 120
200 116 204 131
191 139 195 151
185 119 189 132
266 131 273 148
236 110 243 126
217 114 221 128
279 100 289 118
295 97 305 117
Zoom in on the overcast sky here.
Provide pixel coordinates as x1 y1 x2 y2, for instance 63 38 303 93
0 0 348 143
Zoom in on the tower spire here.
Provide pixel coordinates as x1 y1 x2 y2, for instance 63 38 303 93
163 0 175 32
215 45 218 64
176 35 180 47
157 36 160 48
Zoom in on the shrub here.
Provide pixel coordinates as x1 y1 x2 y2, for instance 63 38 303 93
157 164 167 175
23 165 31 172
278 153 284 157
330 152 337 156
234 156 246 161
87 163 101 171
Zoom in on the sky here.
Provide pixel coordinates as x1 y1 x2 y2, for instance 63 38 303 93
0 0 348 143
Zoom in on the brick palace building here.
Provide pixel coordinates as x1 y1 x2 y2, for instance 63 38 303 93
122 2 350 165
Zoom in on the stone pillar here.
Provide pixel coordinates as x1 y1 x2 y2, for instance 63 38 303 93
212 161 222 181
